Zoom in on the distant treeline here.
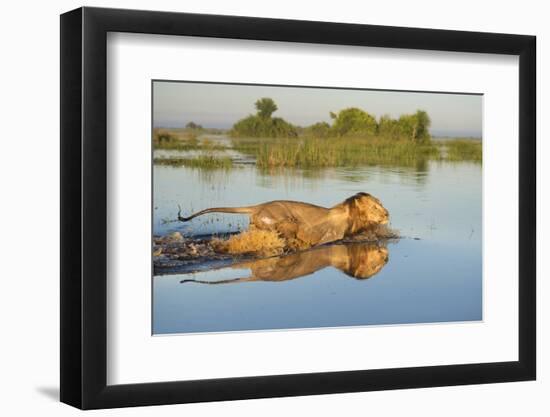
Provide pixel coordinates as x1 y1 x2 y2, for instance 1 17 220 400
230 98 432 143
152 126 224 147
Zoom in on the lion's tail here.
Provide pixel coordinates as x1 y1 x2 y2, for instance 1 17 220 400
177 206 256 222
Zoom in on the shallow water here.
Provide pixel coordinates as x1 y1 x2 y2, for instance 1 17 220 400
153 153 482 334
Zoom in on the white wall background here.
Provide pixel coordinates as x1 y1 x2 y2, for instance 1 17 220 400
0 0 545 415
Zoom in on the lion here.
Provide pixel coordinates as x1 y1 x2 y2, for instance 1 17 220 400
178 192 389 248
180 242 389 285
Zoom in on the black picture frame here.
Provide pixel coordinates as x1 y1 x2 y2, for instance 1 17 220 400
60 6 536 410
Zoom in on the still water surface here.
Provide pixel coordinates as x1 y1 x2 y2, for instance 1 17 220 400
153 153 482 334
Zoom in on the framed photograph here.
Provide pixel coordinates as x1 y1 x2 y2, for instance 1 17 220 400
60 6 536 409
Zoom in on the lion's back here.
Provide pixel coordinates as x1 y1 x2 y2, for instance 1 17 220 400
251 200 328 228
262 200 329 221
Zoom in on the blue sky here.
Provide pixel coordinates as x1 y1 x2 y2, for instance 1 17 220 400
153 81 482 138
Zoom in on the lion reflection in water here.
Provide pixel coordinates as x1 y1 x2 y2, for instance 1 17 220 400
180 243 389 285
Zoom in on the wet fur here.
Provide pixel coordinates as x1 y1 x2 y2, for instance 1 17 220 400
179 192 389 248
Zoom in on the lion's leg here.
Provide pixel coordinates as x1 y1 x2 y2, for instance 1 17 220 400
249 209 281 231
249 211 310 251
274 219 313 251
274 219 298 240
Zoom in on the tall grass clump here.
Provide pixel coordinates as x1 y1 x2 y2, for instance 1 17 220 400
233 136 440 169
153 128 229 151
444 139 482 162
153 128 200 150
154 155 233 169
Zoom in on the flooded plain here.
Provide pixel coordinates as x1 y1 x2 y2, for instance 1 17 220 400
153 139 482 334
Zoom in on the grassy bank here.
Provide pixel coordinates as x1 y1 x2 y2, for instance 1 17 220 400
153 129 481 170
153 128 227 151
153 155 233 169
232 136 441 169
441 139 482 163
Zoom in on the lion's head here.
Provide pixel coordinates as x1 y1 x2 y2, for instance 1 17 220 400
346 192 389 234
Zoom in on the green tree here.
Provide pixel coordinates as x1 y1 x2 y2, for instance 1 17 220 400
255 98 278 119
306 121 331 138
396 110 431 142
231 98 298 138
377 114 400 139
414 110 431 142
185 121 203 129
397 114 416 140
330 108 378 137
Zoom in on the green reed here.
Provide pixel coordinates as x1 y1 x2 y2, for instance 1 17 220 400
442 139 482 163
232 136 441 169
153 155 233 169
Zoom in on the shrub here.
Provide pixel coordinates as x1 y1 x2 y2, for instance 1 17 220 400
185 121 203 129
231 115 298 138
305 122 331 138
330 108 378 137
153 129 179 144
231 98 298 138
